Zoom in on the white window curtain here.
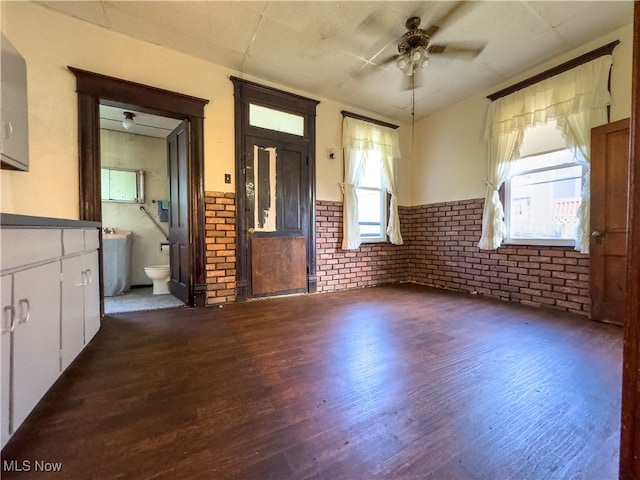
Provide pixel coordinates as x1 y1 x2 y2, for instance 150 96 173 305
479 55 613 252
341 117 403 249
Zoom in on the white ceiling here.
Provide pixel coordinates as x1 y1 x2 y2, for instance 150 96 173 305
100 105 181 138
40 1 634 124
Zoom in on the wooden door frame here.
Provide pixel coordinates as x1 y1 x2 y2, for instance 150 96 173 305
68 67 209 309
230 77 319 301
620 4 640 477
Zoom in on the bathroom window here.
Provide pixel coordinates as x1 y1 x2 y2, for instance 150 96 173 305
101 167 144 203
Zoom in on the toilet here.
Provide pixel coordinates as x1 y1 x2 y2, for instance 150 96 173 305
144 265 170 295
144 243 171 295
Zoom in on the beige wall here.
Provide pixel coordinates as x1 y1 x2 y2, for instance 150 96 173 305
101 129 169 285
315 100 413 203
1 2 630 216
411 23 634 206
0 1 412 218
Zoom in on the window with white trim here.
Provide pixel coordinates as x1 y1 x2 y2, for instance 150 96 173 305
357 151 387 242
504 121 585 246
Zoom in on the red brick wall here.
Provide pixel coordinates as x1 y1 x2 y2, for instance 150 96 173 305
404 198 590 316
204 192 237 304
316 200 411 292
204 194 590 316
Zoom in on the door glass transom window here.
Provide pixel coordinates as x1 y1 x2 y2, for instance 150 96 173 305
249 104 304 137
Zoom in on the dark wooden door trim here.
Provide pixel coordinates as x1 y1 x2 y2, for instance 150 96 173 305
620 4 640 477
231 77 319 301
69 67 209 308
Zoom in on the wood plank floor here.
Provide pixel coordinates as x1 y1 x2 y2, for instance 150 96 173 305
1 284 623 479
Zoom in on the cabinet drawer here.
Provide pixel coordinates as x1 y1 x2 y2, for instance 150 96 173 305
84 228 99 251
63 229 85 256
63 229 99 255
0 229 61 272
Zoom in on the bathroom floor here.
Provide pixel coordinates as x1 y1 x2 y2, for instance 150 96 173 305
104 287 185 314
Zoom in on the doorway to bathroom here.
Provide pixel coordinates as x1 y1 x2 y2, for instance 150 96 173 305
99 105 185 314
70 67 209 314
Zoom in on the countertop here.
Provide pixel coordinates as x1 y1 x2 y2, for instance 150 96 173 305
0 213 101 229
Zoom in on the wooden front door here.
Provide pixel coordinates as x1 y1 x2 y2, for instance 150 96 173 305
231 77 319 301
590 117 630 325
167 120 191 303
245 136 309 297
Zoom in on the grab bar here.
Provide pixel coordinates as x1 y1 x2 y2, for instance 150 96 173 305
140 205 169 241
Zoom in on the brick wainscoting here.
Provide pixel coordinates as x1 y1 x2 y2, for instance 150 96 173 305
204 192 237 304
204 194 590 315
404 198 590 316
316 200 411 292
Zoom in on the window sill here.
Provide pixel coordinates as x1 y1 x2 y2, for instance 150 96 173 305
503 238 576 247
360 238 388 244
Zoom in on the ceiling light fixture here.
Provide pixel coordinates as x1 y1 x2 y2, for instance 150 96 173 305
394 16 431 77
396 46 429 76
122 111 135 130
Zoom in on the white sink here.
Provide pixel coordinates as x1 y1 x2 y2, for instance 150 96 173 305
103 230 131 240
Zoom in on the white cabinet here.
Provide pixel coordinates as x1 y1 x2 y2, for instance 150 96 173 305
12 262 61 433
61 249 100 370
0 33 29 171
1 275 12 447
61 255 85 371
84 228 101 343
84 251 100 343
0 223 100 448
0 229 62 270
61 229 100 372
1 262 61 447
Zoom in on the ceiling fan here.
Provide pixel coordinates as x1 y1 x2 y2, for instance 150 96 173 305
356 2 485 127
365 2 486 90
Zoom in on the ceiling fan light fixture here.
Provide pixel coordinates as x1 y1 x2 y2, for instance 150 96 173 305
420 55 429 70
396 47 428 76
396 55 409 70
122 111 135 130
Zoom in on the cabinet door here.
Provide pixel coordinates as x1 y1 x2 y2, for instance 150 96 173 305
1 274 12 448
84 251 100 343
12 262 61 431
0 33 29 171
61 255 85 371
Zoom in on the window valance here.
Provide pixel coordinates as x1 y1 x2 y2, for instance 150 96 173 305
342 117 402 159
484 55 613 140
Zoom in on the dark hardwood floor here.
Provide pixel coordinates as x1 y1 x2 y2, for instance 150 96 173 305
1 284 623 479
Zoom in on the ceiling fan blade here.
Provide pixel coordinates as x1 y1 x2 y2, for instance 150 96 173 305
377 54 399 67
401 72 423 92
402 75 412 92
357 9 400 39
424 1 471 38
428 43 486 59
352 54 399 80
